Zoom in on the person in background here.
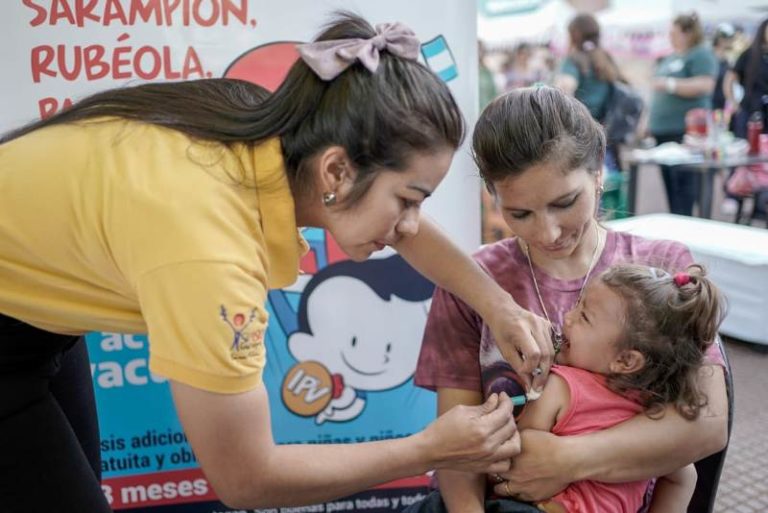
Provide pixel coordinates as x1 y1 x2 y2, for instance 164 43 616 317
479 40 499 110
724 18 768 138
555 13 627 214
712 23 736 113
531 44 557 86
504 43 542 91
649 12 717 216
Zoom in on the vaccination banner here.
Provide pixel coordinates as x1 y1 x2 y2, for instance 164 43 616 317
0 1 480 512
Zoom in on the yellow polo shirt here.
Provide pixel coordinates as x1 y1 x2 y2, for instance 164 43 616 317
0 118 306 393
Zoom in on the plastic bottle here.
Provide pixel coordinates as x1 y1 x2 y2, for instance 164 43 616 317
747 111 763 155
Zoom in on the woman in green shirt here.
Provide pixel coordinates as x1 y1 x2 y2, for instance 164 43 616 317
649 13 717 216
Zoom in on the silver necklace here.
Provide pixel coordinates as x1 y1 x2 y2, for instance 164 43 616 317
522 223 602 352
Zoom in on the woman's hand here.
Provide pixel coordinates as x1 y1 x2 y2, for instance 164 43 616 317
392 216 552 391
487 299 554 393
492 430 573 502
420 392 521 474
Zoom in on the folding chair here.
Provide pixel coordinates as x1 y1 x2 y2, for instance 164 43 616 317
687 340 735 513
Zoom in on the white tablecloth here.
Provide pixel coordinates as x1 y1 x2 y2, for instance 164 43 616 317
607 214 768 345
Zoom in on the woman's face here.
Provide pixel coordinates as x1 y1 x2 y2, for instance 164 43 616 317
669 23 689 52
327 149 454 262
493 162 599 262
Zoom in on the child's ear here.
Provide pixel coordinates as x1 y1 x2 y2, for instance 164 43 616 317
609 350 645 375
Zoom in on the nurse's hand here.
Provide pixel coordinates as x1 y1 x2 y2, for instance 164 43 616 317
487 299 554 393
419 392 521 474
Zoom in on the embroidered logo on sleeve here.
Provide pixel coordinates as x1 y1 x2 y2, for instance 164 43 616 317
219 305 264 360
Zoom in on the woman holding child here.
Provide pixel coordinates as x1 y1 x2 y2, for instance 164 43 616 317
408 86 728 513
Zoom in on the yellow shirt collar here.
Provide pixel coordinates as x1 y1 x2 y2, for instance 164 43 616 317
248 137 308 289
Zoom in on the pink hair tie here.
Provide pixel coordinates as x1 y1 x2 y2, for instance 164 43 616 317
297 22 420 81
673 272 691 287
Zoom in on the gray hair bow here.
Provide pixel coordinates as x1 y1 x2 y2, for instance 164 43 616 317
297 22 420 81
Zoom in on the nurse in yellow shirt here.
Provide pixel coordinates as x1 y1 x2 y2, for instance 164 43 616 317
0 14 552 512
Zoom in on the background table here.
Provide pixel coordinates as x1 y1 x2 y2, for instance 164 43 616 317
625 152 768 219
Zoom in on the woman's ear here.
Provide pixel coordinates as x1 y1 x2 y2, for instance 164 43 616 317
596 168 605 193
315 145 356 195
609 350 646 375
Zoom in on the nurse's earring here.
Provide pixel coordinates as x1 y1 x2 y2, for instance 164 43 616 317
322 191 337 207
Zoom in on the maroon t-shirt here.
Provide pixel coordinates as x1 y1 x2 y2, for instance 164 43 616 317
415 230 725 396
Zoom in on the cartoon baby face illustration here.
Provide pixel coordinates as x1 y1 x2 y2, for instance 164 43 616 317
290 277 427 390
285 255 433 422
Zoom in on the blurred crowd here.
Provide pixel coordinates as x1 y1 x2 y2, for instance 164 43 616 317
480 13 768 243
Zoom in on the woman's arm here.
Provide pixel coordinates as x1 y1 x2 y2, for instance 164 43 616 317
394 215 553 391
436 388 497 513
171 381 520 508
501 365 728 500
652 76 715 98
648 464 697 513
723 70 739 106
515 373 566 432
492 373 567 499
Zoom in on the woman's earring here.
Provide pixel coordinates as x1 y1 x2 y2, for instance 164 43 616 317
322 191 337 207
597 183 605 195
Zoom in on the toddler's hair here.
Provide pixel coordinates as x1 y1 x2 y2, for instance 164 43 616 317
600 263 725 419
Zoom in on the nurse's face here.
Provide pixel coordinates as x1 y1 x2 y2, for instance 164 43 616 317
326 149 454 262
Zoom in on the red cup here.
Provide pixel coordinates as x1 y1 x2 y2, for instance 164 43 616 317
760 133 768 155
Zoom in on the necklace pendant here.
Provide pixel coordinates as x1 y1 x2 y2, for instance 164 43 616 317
551 328 564 353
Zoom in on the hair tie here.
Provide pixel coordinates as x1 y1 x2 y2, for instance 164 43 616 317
297 22 420 81
647 267 670 281
673 272 692 287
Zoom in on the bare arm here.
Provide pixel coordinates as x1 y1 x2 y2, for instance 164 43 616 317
171 381 519 508
393 215 553 390
492 373 567 499
436 388 496 513
648 464 697 513
515 373 567 432
501 365 728 500
653 76 716 98
723 70 739 106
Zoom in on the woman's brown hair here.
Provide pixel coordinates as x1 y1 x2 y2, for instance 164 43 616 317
674 12 705 48
472 86 605 192
567 13 622 83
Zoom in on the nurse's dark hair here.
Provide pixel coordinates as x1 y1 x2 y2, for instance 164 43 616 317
472 86 605 193
0 11 464 206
